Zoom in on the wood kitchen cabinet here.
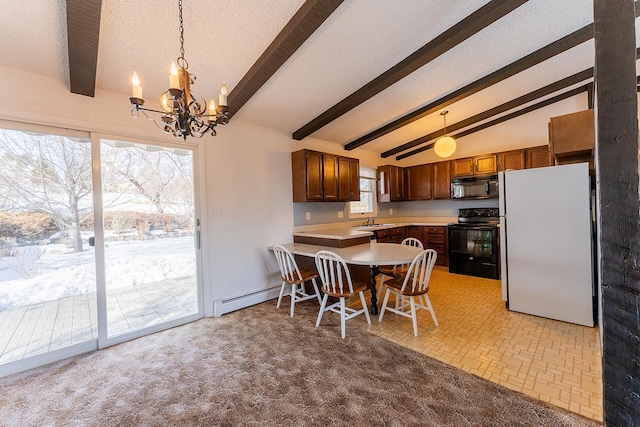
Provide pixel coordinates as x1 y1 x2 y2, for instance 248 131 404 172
425 226 448 267
375 227 405 244
525 145 553 169
432 161 451 199
452 154 497 178
378 165 405 202
548 109 594 166
291 149 360 202
322 153 339 201
406 226 424 244
403 225 448 267
338 157 360 201
498 149 526 171
406 164 433 201
451 157 474 178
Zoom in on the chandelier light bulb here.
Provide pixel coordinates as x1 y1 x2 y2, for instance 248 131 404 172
161 93 171 112
219 82 228 106
131 71 142 99
170 62 179 89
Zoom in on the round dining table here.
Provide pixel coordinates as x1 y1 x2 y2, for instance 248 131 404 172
273 242 423 314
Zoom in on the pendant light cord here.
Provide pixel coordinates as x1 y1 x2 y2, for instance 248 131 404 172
441 110 449 136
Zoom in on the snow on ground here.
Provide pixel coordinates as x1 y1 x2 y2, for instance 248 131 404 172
0 237 195 310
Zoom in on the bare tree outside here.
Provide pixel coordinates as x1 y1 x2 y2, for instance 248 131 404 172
101 142 194 223
0 129 92 253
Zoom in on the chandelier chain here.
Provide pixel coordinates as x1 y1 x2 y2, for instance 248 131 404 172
178 0 185 61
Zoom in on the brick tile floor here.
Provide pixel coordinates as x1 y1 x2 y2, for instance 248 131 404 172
349 267 603 421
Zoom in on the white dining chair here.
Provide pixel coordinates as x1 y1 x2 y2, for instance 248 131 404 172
273 245 321 317
378 237 424 309
314 250 371 338
379 249 438 336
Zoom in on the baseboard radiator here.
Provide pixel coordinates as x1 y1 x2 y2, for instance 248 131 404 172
213 285 282 317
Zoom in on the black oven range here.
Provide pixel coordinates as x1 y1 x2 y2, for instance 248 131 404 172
448 208 500 280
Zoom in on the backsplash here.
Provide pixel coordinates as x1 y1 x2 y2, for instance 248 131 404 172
292 198 498 226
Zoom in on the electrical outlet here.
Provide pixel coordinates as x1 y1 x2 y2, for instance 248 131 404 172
389 208 393 215
337 211 344 218
305 212 311 220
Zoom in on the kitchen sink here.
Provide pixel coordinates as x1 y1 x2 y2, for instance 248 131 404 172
357 223 397 228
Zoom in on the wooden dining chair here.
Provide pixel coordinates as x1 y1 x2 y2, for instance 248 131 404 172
273 245 321 317
314 250 371 338
379 249 438 336
378 237 424 297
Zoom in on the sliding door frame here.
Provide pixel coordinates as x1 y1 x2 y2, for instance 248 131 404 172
91 133 205 349
0 120 98 377
0 121 208 377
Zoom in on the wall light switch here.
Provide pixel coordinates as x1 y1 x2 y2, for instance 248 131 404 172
338 211 344 218
211 208 222 218
305 212 311 220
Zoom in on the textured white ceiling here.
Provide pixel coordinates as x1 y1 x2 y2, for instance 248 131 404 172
0 0 636 159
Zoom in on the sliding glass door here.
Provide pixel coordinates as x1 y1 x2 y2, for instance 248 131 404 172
98 139 201 343
0 126 97 367
0 122 203 375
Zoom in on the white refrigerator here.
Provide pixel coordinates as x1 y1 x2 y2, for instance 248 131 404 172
498 163 594 327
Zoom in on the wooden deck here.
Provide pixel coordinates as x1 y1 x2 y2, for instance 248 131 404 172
0 277 197 365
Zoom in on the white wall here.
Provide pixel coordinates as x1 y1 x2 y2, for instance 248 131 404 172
0 64 596 317
0 65 384 316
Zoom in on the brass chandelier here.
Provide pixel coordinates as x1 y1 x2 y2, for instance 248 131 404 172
129 0 229 140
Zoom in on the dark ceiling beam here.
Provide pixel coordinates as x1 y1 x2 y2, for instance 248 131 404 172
383 68 594 158
348 0 640 152
292 0 529 140
345 25 593 151
226 0 344 119
66 0 102 97
395 48 640 160
396 85 588 160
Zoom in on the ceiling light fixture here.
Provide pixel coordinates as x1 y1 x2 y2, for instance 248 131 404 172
129 0 229 140
434 110 456 158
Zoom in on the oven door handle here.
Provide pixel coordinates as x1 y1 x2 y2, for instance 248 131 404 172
450 225 497 231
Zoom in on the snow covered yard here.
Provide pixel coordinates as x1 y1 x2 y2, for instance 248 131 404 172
0 237 196 310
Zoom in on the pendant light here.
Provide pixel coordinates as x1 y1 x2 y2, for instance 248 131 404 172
434 110 456 158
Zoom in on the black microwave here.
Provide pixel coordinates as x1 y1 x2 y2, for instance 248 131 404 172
450 175 499 199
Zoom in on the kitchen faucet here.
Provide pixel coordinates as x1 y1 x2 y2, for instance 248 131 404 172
364 217 376 226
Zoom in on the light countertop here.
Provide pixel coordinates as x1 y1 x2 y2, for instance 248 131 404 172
292 218 455 240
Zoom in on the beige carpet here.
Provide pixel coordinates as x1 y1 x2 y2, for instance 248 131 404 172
0 301 601 426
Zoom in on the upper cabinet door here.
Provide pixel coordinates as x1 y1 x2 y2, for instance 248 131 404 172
348 158 360 201
305 150 324 200
498 150 526 171
322 154 339 201
526 145 553 169
292 150 323 202
452 157 474 178
474 154 498 175
338 156 351 201
407 164 433 201
433 161 451 199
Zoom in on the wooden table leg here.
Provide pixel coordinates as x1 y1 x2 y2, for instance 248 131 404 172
369 265 379 315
